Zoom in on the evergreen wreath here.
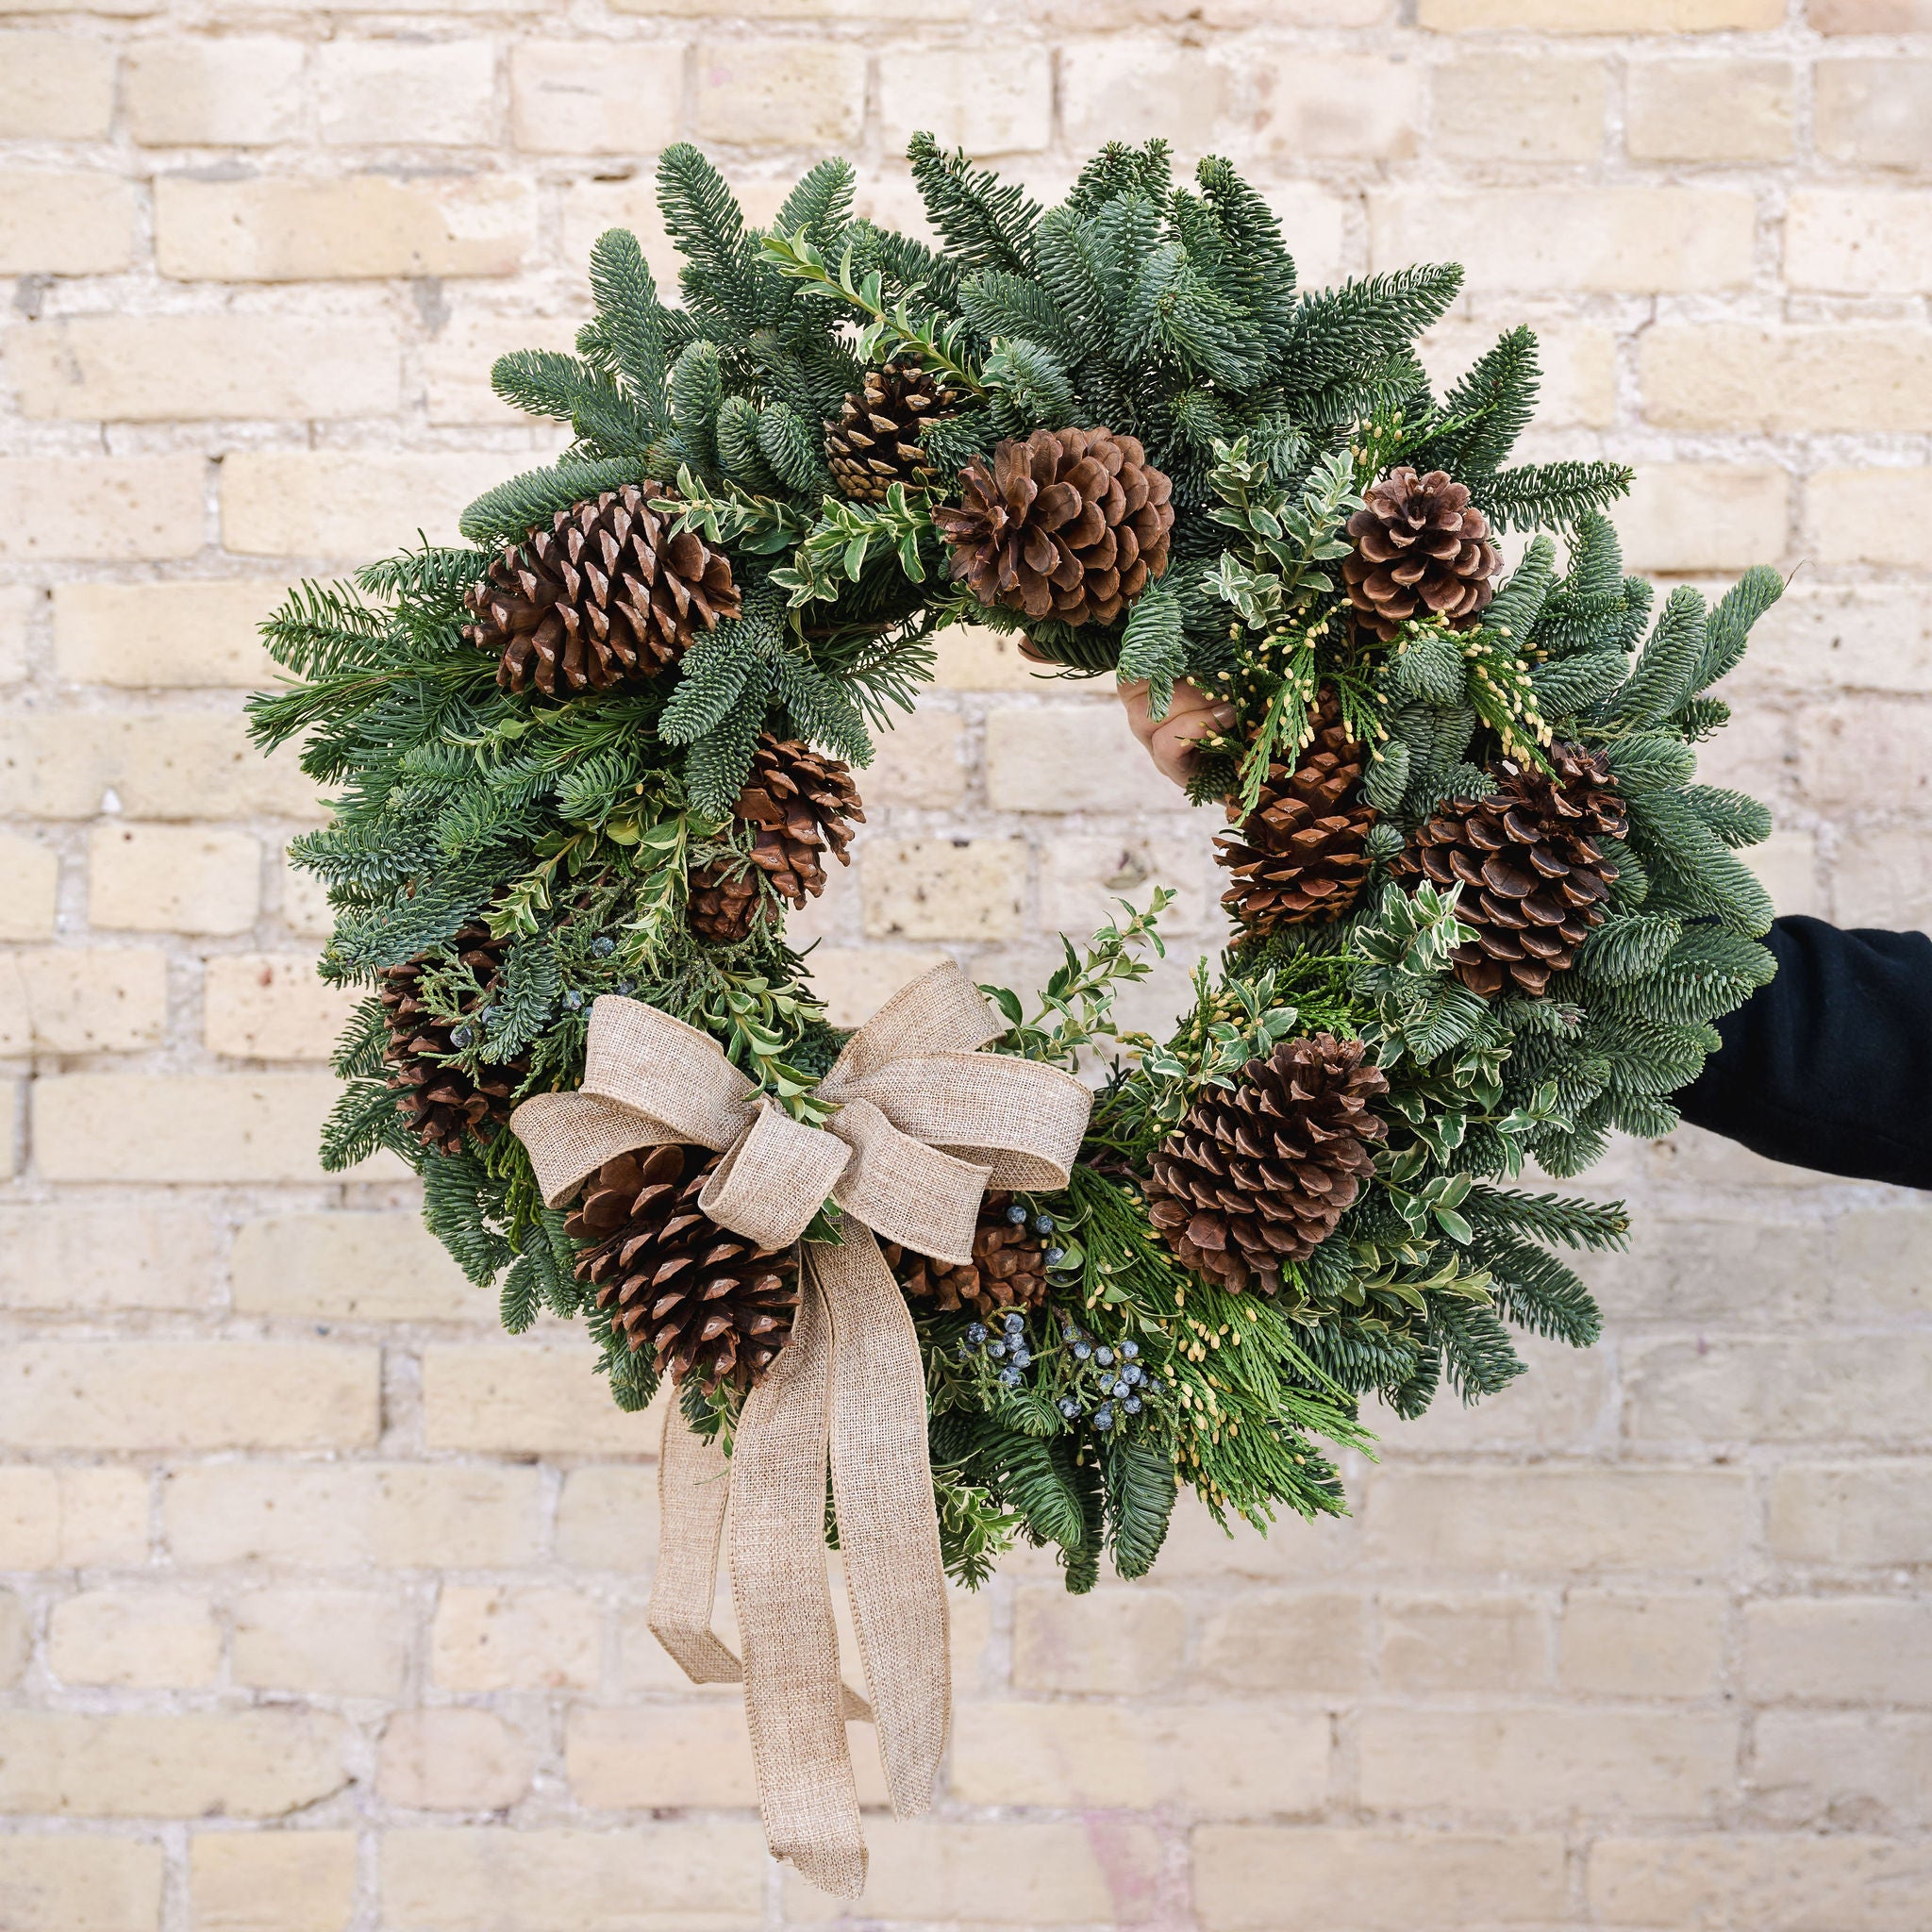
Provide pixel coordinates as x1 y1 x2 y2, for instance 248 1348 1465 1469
252 137 1781 1593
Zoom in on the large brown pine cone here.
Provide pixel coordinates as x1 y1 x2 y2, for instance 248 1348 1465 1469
688 734 867 944
1397 742 1626 998
1342 467 1501 644
1144 1034 1388 1293
824 358 959 503
935 426 1174 629
1217 687 1377 936
568 1143 797 1393
884 1191 1049 1315
464 485 741 696
380 924 527 1157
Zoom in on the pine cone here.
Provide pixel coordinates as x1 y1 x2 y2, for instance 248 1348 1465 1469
884 1191 1049 1315
1144 1034 1388 1293
464 484 741 696
824 358 959 504
568 1142 797 1393
935 427 1174 629
380 924 527 1157
688 734 866 944
1342 467 1501 644
1217 687 1376 936
1397 742 1626 998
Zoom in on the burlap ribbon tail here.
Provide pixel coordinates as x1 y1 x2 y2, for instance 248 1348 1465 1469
510 962 1091 1896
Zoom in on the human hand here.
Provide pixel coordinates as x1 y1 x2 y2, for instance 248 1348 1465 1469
1118 677 1236 790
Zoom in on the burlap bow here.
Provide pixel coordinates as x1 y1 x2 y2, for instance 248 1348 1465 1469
510 961 1092 1896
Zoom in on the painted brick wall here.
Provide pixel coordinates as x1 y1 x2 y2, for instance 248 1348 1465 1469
1 1 1928 1927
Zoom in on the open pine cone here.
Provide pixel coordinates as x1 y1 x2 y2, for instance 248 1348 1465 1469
1342 467 1500 644
1397 742 1626 997
1217 687 1377 935
380 924 527 1157
935 427 1174 629
824 358 959 503
884 1191 1049 1316
464 485 741 695
1144 1034 1389 1293
568 1143 797 1393
688 734 866 944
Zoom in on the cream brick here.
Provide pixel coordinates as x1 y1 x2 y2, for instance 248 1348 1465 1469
618 0 969 10
559 175 682 292
156 175 535 281
558 1466 661 1573
1626 57 1793 162
1754 1711 1932 1828
1817 58 1932 172
986 702 1191 811
0 946 167 1051
0 458 203 562
1797 699 1932 814
1421 0 1780 20
0 1838 164 1932
165 1462 543 1568
88 825 260 935
783 1820 1162 1925
1364 1467 1749 1572
1062 39 1229 150
377 1707 537 1811
382 1825 768 1929
317 39 496 148
1380 1592 1547 1694
125 37 306 146
1371 187 1756 292
0 32 116 138
0 582 29 684
221 450 508 558
1195 1589 1363 1694
432 1585 599 1690
868 706 967 808
951 1701 1329 1813
692 41 864 146
420 308 581 424
0 0 155 9
11 313 401 421
1831 1205 1932 1318
1749 828 1824 919
205 953 355 1059
1266 183 1352 292
879 47 1050 157
1812 467 1932 568
1810 0 1932 22
1432 54 1605 161
566 1703 763 1808
1744 1596 1932 1704
1378 1331 1611 1453
422 1341 657 1456
280 846 335 939
1195 1827 1567 1932
1787 191 1932 295
1039 831 1210 936
48 1589 222 1688
55 580 283 687
1560 1591 1725 1698
0 1712 348 1818
1619 464 1789 574
0 1589 25 1685
0 830 58 940
234 1211 478 1321
508 41 680 154
0 169 136 274
1641 326 1932 435
1628 1334 1932 1444
0 1465 148 1569
1836 827 1932 931
233 1588 408 1697
931 623 1049 691
1592 1834 1932 1930
0 1341 378 1450
190 1833 357 1932
1013 1584 1185 1693
804 946 953 1028
1252 54 1423 161
860 836 1024 941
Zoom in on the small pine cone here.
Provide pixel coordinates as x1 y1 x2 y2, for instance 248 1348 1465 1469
688 733 866 944
1341 466 1501 644
1144 1034 1389 1293
934 427 1174 630
464 484 741 696
568 1142 797 1394
1396 742 1626 998
380 924 527 1157
885 1192 1049 1315
824 358 960 504
1217 687 1377 936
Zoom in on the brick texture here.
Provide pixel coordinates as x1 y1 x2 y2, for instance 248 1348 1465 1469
0 6 1925 1926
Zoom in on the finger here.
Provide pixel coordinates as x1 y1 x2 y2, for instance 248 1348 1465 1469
1148 703 1234 787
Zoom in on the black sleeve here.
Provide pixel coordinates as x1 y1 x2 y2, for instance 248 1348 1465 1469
1675 915 1932 1191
